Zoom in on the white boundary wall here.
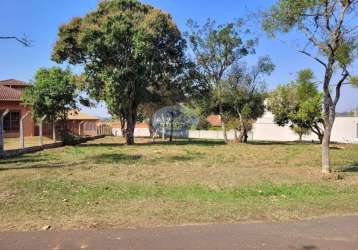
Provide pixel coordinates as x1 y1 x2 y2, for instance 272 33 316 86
112 128 151 137
252 112 358 143
112 112 358 143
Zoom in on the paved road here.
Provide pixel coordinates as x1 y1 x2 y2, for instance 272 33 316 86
1 216 358 250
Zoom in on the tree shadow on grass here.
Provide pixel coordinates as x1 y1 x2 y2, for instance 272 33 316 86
0 155 48 165
167 154 204 162
78 140 225 148
329 145 344 150
0 161 81 171
89 153 142 164
151 140 225 147
302 245 318 250
246 141 319 146
340 163 358 173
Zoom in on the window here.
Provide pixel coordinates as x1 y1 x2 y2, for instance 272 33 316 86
86 122 96 131
84 122 96 131
2 111 20 132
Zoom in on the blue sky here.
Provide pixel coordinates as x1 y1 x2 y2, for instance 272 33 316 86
0 0 357 117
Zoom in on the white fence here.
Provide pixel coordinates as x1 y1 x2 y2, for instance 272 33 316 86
112 112 358 144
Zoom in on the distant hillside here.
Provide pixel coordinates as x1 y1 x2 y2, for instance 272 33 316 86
336 108 358 117
98 116 112 121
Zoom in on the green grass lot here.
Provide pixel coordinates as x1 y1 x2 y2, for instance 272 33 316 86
1 136 358 231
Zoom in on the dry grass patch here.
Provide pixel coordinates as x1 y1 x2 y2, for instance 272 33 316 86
4 137 55 150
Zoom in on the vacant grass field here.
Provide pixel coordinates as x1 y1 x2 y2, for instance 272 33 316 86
1 136 358 232
4 137 55 150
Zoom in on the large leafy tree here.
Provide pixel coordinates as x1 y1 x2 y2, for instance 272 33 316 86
52 0 186 145
185 19 257 143
223 56 275 142
268 69 324 143
22 67 78 142
263 0 358 174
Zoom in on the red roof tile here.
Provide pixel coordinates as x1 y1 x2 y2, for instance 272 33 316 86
67 110 100 121
207 115 222 127
0 79 29 87
0 85 22 101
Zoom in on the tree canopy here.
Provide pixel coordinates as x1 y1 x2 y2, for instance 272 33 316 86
22 67 78 142
221 56 275 142
52 0 187 145
185 18 257 142
22 67 77 121
268 69 324 142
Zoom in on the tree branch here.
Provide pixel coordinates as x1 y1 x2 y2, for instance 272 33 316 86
299 50 327 68
324 0 332 32
331 1 350 51
0 36 32 47
310 123 324 136
334 70 350 106
299 25 329 52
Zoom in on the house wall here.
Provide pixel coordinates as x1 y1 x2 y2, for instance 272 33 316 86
67 120 99 136
0 101 35 138
1 101 101 138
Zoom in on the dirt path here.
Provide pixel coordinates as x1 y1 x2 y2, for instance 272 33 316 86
1 215 358 250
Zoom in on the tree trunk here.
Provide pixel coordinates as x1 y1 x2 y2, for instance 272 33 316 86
169 112 174 142
126 122 135 145
310 124 324 144
243 129 248 143
222 122 228 143
152 132 156 143
238 127 248 143
120 117 126 138
219 103 228 143
125 108 136 145
238 128 244 142
119 112 126 138
237 114 248 143
322 123 332 174
148 118 154 138
234 129 238 141
318 133 323 144
321 57 335 174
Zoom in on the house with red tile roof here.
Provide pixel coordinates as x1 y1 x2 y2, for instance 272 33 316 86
0 79 35 138
0 79 100 138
